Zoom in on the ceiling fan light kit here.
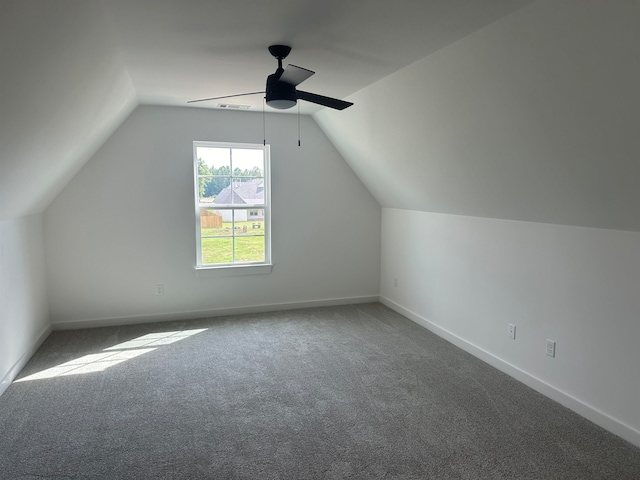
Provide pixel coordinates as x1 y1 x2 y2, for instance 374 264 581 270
188 45 353 111
265 78 297 109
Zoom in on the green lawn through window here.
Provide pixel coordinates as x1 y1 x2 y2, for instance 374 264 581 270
201 221 265 264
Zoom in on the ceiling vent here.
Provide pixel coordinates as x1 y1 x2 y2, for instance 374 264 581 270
217 103 250 110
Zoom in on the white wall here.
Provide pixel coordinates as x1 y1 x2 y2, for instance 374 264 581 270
44 106 380 327
0 215 50 395
315 0 640 447
381 209 640 446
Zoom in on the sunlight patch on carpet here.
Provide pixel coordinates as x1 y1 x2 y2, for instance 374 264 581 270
16 328 207 382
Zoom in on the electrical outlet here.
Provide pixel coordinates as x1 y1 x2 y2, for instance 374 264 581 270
546 339 556 358
394 277 399 288
508 323 516 340
155 284 164 296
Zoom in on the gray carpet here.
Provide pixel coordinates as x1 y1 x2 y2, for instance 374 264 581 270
1 303 639 479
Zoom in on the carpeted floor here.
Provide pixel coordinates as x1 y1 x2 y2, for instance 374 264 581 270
1 303 639 479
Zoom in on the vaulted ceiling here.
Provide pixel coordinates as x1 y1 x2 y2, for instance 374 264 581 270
102 0 534 111
0 0 535 221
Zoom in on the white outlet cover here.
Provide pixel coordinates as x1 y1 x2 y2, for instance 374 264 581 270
546 339 556 357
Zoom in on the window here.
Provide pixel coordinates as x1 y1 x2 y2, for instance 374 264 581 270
193 142 271 268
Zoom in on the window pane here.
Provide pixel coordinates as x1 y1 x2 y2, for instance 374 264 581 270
227 178 265 205
231 149 264 177
200 209 231 237
203 176 231 203
234 236 265 263
198 178 215 204
201 237 233 265
236 215 264 235
197 147 230 171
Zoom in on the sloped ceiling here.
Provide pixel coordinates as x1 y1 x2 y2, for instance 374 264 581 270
316 0 640 231
0 1 137 221
0 0 535 221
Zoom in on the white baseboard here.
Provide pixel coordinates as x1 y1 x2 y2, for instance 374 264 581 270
0 323 52 398
52 295 380 330
380 296 640 449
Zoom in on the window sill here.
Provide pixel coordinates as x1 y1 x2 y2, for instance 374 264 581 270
195 263 273 277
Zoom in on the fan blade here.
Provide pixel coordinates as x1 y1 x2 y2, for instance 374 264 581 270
277 65 314 87
296 90 353 110
187 91 264 104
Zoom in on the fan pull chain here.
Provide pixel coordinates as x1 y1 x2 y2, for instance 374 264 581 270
298 102 301 147
262 97 266 146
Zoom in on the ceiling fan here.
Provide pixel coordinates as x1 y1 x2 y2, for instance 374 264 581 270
188 45 353 111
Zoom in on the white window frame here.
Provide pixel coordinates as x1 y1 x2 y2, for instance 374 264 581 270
193 141 272 272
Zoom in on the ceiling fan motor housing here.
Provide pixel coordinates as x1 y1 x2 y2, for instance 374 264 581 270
265 72 297 109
